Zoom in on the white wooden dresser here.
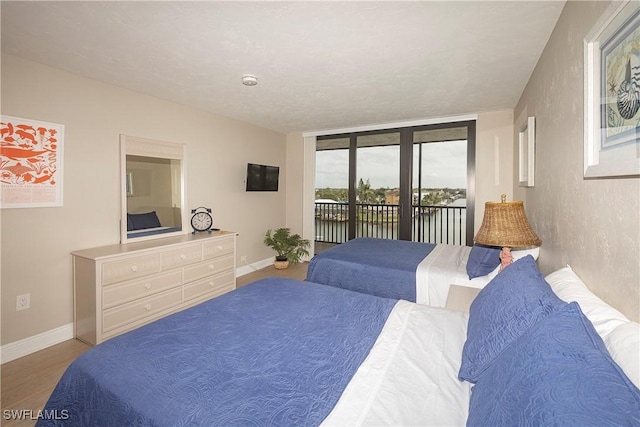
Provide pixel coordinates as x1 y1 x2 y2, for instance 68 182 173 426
72 231 237 345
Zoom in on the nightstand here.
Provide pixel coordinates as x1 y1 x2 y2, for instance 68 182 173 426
445 285 482 313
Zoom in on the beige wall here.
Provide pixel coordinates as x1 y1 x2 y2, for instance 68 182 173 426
284 132 305 236
475 110 515 231
284 133 316 252
515 1 640 321
1 54 287 345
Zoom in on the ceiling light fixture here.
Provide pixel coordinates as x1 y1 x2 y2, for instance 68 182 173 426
242 74 258 86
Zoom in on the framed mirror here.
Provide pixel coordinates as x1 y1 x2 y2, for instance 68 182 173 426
120 135 187 243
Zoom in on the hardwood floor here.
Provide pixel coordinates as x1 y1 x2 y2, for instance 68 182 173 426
236 260 308 287
0 262 308 427
1 339 90 427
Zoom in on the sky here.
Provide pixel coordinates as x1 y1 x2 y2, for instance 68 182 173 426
315 140 467 189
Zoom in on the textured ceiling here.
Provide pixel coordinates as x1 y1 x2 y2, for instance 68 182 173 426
1 1 565 134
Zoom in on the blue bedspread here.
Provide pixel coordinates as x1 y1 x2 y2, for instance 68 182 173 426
38 279 396 427
306 238 436 302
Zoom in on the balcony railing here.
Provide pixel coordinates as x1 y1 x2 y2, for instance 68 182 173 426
315 202 467 246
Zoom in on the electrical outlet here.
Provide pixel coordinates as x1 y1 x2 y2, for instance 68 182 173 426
16 294 30 311
240 255 247 263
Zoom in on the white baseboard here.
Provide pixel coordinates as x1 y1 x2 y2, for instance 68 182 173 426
236 257 274 277
1 260 275 364
1 322 74 364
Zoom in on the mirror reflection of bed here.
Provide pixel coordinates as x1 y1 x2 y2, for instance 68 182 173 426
126 210 181 238
126 155 182 238
120 135 186 243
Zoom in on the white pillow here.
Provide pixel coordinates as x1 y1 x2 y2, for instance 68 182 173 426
604 322 640 389
482 247 541 279
545 266 629 338
512 247 540 261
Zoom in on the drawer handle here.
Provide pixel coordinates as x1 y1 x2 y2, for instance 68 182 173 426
144 283 152 290
216 245 223 251
208 264 215 270
180 254 187 260
209 281 215 287
130 265 138 272
144 304 151 311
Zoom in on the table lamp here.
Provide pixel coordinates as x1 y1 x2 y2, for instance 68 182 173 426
474 194 542 271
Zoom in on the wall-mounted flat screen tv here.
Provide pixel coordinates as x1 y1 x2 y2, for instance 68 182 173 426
246 163 279 191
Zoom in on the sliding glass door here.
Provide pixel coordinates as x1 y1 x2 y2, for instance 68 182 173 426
315 121 475 249
355 131 401 240
411 125 473 244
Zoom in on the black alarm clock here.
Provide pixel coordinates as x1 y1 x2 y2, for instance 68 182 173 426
191 207 213 234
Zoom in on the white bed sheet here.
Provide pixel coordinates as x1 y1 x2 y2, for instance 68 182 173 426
416 244 477 307
322 300 470 427
416 244 501 307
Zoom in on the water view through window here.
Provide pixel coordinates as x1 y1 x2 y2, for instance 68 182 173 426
315 124 472 247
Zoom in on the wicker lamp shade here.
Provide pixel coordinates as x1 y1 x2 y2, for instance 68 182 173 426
474 195 542 248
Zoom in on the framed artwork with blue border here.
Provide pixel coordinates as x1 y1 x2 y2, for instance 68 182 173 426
584 0 640 178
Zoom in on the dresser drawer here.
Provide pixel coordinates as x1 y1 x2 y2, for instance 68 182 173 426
102 254 161 285
203 236 235 259
160 244 202 270
102 288 182 333
103 271 182 309
183 254 234 283
183 270 235 301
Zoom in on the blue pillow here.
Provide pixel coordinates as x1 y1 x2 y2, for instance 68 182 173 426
467 302 640 426
466 245 501 279
128 211 161 230
458 255 566 383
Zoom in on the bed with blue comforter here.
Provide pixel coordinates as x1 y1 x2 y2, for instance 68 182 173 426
307 238 436 302
38 261 640 426
306 237 477 305
38 279 396 426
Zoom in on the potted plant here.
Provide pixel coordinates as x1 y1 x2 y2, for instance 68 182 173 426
264 228 311 269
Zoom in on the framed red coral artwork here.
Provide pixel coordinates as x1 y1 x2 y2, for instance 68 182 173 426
0 115 65 208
